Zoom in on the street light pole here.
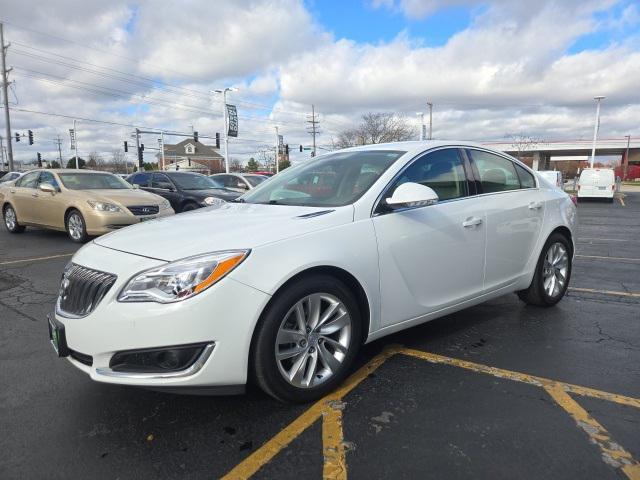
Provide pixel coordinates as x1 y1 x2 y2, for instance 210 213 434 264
623 134 631 181
275 125 280 174
416 112 424 141
214 87 237 174
590 96 605 169
427 102 433 140
160 131 166 171
73 119 79 169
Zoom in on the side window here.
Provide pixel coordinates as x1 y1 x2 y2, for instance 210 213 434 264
389 148 468 201
514 163 536 189
39 171 60 189
469 150 520 193
16 171 40 189
151 173 173 189
130 173 150 187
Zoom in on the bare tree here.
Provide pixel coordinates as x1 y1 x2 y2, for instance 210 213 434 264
333 112 417 149
229 158 243 172
508 134 542 161
108 150 128 173
87 152 103 170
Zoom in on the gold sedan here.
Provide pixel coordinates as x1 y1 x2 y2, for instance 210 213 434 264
1 169 174 242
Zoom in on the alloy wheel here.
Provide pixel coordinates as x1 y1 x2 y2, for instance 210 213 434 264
275 293 352 388
4 207 16 230
68 213 84 241
543 242 569 298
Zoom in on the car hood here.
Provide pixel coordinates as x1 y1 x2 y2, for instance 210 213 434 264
185 188 240 200
93 203 353 261
83 189 163 205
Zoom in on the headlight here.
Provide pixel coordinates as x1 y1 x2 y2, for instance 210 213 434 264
87 200 122 212
160 199 171 209
118 250 249 303
203 196 225 206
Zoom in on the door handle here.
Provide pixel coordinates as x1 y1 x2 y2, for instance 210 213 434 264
528 201 543 210
463 217 483 228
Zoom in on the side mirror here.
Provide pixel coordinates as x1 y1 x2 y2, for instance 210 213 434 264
39 183 56 194
132 184 140 189
386 182 438 209
237 182 248 189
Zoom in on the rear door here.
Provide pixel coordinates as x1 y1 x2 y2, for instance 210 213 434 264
372 147 486 327
466 149 544 291
10 171 41 224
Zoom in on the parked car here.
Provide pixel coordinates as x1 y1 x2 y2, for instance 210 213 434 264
2 169 174 242
254 171 275 177
210 173 269 192
127 171 240 212
0 171 23 184
577 168 615 202
537 170 564 190
49 142 576 403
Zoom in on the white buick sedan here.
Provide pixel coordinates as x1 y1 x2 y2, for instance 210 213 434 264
50 142 576 402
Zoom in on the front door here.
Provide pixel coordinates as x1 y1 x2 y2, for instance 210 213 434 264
33 171 66 229
150 173 180 211
372 148 486 327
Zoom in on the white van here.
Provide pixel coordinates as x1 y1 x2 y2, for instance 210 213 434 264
578 168 615 202
537 170 564 190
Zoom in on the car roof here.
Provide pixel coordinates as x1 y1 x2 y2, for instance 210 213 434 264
330 140 490 156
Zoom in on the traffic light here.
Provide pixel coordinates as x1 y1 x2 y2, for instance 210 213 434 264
123 141 128 152
194 131 198 143
15 132 20 142
37 152 42 167
299 145 303 152
137 145 144 167
285 144 289 155
28 130 34 145
215 132 220 149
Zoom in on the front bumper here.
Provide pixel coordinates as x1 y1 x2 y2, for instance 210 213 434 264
54 243 271 389
84 207 174 235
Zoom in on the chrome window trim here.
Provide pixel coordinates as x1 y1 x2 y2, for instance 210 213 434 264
95 343 216 379
463 146 540 189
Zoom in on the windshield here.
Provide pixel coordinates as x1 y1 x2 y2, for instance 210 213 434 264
170 173 221 190
58 173 132 190
244 175 268 187
241 150 405 207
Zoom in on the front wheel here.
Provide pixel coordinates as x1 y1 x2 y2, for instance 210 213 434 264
66 209 88 243
181 202 199 212
517 233 572 307
3 204 25 233
252 275 362 403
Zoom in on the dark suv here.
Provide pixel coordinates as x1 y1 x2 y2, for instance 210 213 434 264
127 171 240 213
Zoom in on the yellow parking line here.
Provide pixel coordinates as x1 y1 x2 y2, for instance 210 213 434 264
322 402 347 480
575 254 640 262
0 253 73 265
568 287 640 299
221 348 397 480
544 383 640 480
224 347 640 478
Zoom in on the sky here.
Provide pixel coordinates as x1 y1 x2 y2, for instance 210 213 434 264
0 0 639 167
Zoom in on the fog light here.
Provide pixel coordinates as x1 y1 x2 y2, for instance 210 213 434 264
109 343 210 373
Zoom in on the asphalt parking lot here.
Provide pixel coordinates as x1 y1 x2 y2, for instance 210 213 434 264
1 194 639 479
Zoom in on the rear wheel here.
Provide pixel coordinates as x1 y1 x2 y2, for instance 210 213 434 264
252 275 362 403
65 209 88 243
3 204 25 233
517 233 572 307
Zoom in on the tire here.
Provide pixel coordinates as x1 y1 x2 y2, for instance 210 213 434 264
608 197 614 203
181 202 199 212
252 275 362 403
517 232 572 307
3 204 26 233
65 209 88 243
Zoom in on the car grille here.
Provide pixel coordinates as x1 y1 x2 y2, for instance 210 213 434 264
57 264 117 318
127 205 159 216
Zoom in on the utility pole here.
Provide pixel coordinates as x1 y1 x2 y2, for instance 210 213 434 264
274 125 280 174
1 23 14 171
427 102 433 140
135 127 141 170
73 119 79 168
623 135 631 181
306 104 320 157
0 135 4 167
590 96 605 169
416 112 424 141
160 131 165 171
54 135 62 163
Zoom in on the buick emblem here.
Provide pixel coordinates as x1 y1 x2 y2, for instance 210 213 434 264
142 207 151 214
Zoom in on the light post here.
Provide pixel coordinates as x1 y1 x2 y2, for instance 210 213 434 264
590 96 605 168
214 87 238 173
416 112 424 141
73 119 80 169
